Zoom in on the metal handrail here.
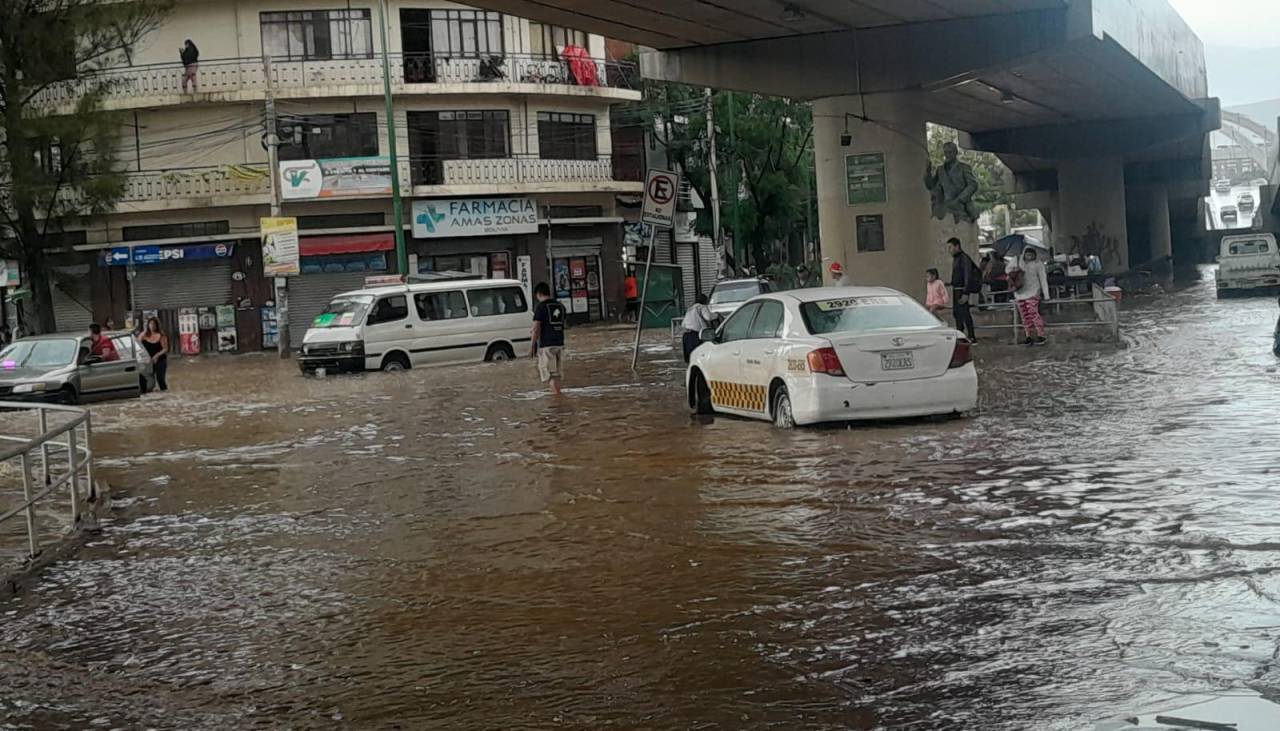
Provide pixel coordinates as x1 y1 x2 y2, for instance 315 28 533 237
0 402 95 561
975 284 1120 343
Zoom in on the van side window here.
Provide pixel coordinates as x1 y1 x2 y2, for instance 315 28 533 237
415 291 468 321
468 287 528 317
367 295 408 325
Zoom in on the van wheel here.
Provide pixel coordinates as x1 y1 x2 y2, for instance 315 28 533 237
381 354 410 372
772 386 795 429
486 343 516 362
691 370 714 415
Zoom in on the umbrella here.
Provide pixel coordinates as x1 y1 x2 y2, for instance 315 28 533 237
991 233 1049 259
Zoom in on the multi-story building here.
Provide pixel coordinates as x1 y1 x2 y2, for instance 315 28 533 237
26 1 642 351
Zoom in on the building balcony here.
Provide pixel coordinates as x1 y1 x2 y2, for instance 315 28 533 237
30 53 642 114
409 155 644 196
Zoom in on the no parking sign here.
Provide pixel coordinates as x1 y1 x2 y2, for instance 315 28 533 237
641 169 679 229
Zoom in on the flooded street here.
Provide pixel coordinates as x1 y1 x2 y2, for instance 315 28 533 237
3 269 1280 730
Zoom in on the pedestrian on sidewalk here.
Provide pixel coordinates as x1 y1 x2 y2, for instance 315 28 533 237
141 317 170 392
180 39 200 94
829 261 848 286
530 282 567 395
948 237 980 342
681 293 720 363
624 268 639 322
1011 247 1051 346
925 268 950 316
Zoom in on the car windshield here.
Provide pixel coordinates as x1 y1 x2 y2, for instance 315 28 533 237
801 295 940 335
0 339 79 369
313 297 372 328
1227 240 1270 256
710 282 761 305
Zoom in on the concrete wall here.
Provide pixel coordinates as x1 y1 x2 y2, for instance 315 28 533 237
1056 157 1129 272
1084 0 1208 101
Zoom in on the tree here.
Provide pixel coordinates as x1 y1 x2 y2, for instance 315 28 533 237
1 0 170 333
926 124 1011 215
617 81 816 272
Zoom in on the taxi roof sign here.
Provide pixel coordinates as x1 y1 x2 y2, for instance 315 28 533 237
641 169 679 229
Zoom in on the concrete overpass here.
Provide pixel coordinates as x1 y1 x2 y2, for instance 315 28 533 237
469 0 1218 292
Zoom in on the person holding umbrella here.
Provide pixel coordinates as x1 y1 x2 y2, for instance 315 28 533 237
1010 246 1052 346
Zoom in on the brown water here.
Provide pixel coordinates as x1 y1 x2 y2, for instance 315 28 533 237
2 270 1280 730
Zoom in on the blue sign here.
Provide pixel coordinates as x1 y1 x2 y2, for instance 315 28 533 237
104 243 235 266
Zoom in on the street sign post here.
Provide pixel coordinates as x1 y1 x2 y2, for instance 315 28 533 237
633 169 680 370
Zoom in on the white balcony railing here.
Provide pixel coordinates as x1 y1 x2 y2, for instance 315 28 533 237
117 165 271 203
434 157 621 187
31 53 639 110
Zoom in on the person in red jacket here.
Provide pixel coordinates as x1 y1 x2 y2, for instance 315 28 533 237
88 323 120 362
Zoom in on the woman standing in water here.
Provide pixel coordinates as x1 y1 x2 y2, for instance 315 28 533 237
141 317 170 392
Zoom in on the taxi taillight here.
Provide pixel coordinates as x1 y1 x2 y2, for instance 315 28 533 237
807 347 845 376
949 339 972 369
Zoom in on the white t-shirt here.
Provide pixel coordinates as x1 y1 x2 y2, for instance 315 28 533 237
1012 259 1050 301
683 303 717 333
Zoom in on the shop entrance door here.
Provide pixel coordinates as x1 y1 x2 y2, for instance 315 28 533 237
551 255 603 324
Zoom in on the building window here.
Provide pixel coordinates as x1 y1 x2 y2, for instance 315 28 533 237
538 112 596 160
260 10 373 61
529 23 587 59
122 221 230 242
278 113 378 161
430 10 503 57
408 110 510 185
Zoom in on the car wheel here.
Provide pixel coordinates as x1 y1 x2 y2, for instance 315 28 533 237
381 354 410 372
691 371 714 415
772 386 795 429
486 343 515 362
59 386 79 405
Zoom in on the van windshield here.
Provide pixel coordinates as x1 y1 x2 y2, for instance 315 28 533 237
313 297 372 328
1226 240 1271 256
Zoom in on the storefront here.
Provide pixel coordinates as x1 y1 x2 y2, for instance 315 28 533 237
409 194 541 290
50 263 95 332
286 232 395 349
105 242 237 353
548 235 605 324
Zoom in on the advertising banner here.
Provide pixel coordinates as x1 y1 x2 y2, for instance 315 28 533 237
260 217 301 276
411 197 539 239
279 157 393 200
104 243 235 266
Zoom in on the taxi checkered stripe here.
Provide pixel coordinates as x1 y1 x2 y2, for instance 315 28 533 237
710 380 768 412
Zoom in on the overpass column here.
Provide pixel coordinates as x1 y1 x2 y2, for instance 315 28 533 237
1148 184 1173 276
1056 157 1129 272
813 95 936 295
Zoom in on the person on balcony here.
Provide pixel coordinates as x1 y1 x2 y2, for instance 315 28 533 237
180 39 200 94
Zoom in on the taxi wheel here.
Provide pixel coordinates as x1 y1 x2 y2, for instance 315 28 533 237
691 371 714 415
772 386 795 429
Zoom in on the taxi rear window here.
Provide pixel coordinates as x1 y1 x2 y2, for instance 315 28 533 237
800 296 938 335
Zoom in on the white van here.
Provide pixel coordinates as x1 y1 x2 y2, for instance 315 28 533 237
298 278 531 373
1216 233 1280 297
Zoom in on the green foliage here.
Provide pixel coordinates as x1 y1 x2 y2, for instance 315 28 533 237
622 82 816 270
0 0 171 331
927 124 1011 215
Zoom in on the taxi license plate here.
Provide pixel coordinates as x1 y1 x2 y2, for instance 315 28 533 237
881 351 915 371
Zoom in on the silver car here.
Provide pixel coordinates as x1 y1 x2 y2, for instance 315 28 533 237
0 332 154 404
708 278 774 319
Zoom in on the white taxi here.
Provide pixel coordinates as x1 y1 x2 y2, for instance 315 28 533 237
686 286 978 427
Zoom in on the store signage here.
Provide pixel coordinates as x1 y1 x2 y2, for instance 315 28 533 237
0 259 19 287
260 217 300 277
516 255 532 303
104 243 235 266
279 157 393 200
641 169 679 228
846 152 887 205
411 197 539 239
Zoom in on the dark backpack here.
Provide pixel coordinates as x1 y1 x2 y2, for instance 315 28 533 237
965 257 983 294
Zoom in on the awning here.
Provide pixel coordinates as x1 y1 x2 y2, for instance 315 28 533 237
300 233 395 256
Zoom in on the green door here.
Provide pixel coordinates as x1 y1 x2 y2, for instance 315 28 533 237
638 264 681 328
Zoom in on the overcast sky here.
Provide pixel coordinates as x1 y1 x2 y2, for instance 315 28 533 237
1168 0 1280 48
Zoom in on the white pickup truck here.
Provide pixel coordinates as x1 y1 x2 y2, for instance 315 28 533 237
1216 233 1280 297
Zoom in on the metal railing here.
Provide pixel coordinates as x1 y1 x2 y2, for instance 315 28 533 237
0 402 95 562
31 52 639 110
975 284 1120 343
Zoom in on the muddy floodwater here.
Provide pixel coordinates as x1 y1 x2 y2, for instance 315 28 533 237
3 270 1280 730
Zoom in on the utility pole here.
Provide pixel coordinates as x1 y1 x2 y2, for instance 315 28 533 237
727 91 741 273
377 0 408 275
264 57 289 359
704 88 722 268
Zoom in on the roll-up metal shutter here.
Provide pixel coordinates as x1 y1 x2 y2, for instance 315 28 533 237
549 236 602 258
674 242 695 313
698 236 720 295
655 229 673 265
49 265 93 332
132 261 233 311
286 271 371 349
